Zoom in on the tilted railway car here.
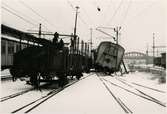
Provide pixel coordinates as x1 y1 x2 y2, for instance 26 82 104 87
95 41 125 74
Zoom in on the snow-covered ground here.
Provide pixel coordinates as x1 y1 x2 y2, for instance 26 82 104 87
101 72 166 114
0 72 166 114
0 69 11 79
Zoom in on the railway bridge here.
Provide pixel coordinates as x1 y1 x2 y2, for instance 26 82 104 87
123 51 153 65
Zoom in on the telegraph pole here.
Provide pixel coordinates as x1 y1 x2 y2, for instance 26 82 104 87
74 6 79 36
116 27 119 44
90 28 93 59
38 23 42 46
73 6 79 52
114 26 121 71
146 43 149 65
146 43 149 56
39 23 41 38
114 26 121 44
153 33 155 67
90 28 93 51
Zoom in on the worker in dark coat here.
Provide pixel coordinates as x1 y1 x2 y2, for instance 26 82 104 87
53 32 59 45
59 38 64 49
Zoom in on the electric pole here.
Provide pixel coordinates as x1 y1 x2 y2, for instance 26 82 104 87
146 43 149 65
39 23 41 39
153 33 155 67
116 27 119 44
114 26 121 70
73 6 79 52
114 26 121 44
90 28 93 59
90 28 93 51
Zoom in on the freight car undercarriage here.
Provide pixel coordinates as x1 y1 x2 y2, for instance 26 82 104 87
11 69 81 88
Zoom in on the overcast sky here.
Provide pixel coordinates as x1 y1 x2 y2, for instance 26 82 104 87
1 0 166 54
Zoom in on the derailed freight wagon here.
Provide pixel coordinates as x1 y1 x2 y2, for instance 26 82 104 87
95 41 125 74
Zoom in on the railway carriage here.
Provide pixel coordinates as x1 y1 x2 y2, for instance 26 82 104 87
154 53 166 68
1 24 39 70
1 37 34 69
95 41 125 74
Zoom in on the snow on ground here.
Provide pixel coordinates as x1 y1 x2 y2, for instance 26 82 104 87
0 79 32 97
0 69 11 79
120 71 166 91
0 72 166 114
102 74 166 114
117 72 166 102
27 72 166 114
29 74 126 114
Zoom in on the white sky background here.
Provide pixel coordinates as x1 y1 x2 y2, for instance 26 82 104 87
1 0 166 53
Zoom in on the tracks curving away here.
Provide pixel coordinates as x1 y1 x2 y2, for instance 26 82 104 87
103 77 166 107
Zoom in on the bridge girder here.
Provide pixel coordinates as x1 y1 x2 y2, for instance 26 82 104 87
124 51 149 60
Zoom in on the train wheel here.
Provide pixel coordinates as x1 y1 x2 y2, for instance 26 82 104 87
10 68 19 81
76 75 81 80
58 76 68 87
30 73 40 88
76 73 82 80
35 73 41 88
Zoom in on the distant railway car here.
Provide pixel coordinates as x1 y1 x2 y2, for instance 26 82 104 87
1 37 30 69
95 41 125 74
1 24 39 70
161 53 166 68
154 57 161 67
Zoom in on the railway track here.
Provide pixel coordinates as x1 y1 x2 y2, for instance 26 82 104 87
96 74 133 114
11 74 92 113
116 77 165 93
132 82 165 93
0 83 52 102
0 88 34 102
102 77 166 107
115 77 166 101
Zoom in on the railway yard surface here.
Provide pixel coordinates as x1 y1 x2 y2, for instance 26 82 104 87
0 70 166 114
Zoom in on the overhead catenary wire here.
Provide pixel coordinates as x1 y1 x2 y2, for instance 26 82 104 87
2 6 37 27
120 0 132 26
2 2 37 23
18 0 57 31
66 0 75 9
2 3 40 28
125 2 155 25
106 0 124 25
103 0 113 24
80 6 95 28
2 2 51 32
66 0 90 29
